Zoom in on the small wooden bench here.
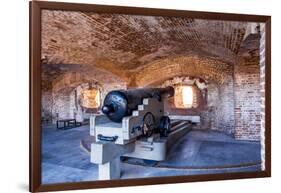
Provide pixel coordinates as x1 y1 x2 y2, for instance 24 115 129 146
56 119 82 130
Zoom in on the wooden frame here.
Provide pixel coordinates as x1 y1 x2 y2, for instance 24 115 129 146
30 1 271 192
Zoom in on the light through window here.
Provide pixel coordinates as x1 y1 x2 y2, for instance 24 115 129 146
182 86 193 108
174 85 193 108
81 89 100 108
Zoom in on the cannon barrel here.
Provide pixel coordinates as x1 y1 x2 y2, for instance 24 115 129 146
102 86 174 122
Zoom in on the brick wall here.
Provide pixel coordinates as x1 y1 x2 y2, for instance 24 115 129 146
41 72 126 124
259 25 266 170
234 34 261 141
41 91 53 124
52 91 72 121
41 10 263 140
217 77 236 135
156 64 235 134
203 83 219 130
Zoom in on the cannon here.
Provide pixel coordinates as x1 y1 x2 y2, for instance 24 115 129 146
90 86 194 180
102 86 174 123
100 86 174 138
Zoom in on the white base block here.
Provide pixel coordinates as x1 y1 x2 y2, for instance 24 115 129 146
98 157 120 180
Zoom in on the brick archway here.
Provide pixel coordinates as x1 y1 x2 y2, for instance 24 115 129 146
131 55 233 87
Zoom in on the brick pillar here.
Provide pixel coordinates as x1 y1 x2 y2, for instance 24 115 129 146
259 24 266 170
234 34 262 141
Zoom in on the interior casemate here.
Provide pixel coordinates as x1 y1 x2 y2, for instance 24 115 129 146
40 9 265 183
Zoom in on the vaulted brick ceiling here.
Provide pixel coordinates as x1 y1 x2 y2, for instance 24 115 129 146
41 10 260 90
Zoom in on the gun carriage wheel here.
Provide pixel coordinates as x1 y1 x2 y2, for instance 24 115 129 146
159 116 171 137
142 112 156 137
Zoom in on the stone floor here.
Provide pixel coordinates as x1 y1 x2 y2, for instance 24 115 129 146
41 124 261 184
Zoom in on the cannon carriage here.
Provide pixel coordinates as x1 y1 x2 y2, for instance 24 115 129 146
90 87 194 180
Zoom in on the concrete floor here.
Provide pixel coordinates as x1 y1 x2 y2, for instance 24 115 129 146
41 125 261 184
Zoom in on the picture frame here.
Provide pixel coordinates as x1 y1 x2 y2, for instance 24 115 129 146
30 1 271 192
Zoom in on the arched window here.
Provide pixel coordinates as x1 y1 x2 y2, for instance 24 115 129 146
174 85 194 108
80 89 100 108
